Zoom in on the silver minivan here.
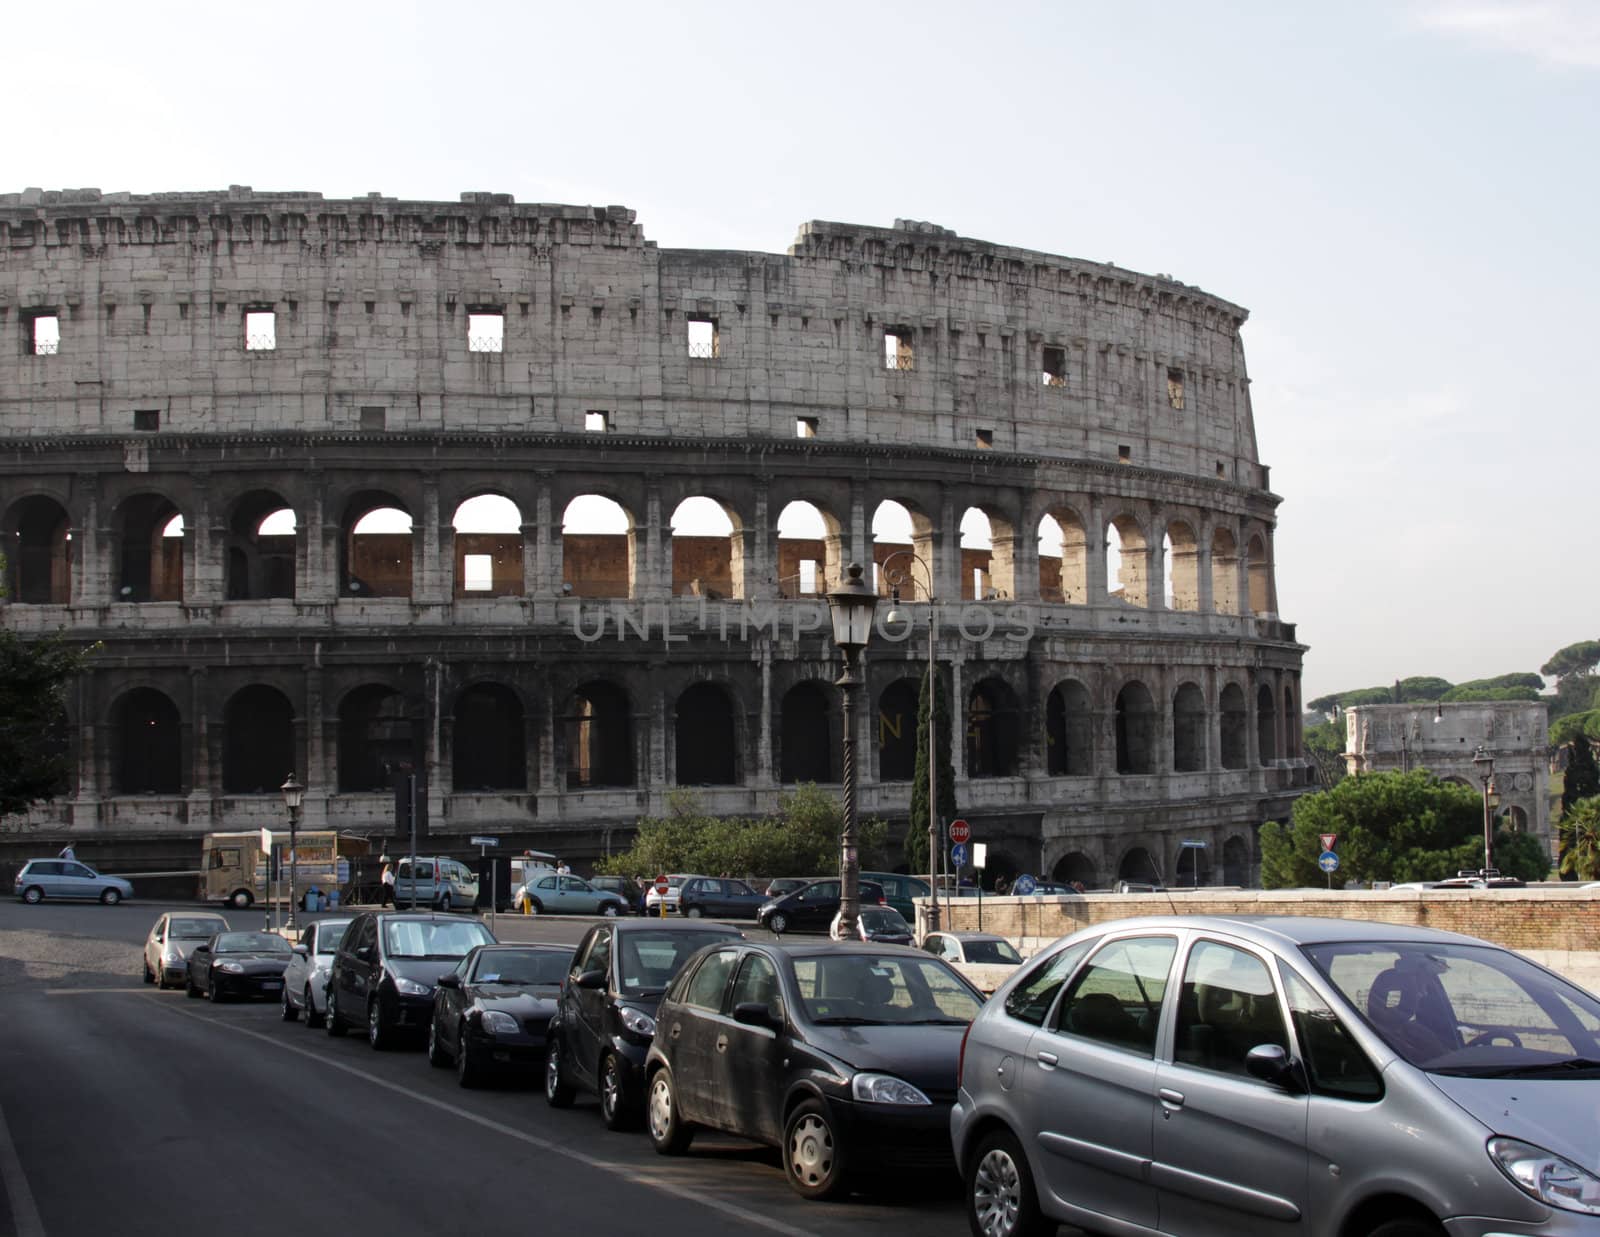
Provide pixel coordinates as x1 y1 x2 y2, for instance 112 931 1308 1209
394 857 478 911
952 915 1600 1237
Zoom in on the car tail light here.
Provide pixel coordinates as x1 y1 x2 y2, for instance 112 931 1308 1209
958 1021 973 1089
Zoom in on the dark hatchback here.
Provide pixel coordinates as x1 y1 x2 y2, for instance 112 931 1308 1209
544 919 743 1129
643 941 985 1198
757 878 886 935
677 876 767 919
186 931 293 1001
429 944 572 1087
326 913 497 1049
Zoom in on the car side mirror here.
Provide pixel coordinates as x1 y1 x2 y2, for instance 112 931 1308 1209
356 945 374 962
193 946 210 954
575 969 606 990
292 945 309 957
733 1001 779 1031
436 974 461 990
1245 1044 1305 1092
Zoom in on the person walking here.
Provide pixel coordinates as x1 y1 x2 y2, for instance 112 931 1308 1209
57 844 77 862
379 858 396 907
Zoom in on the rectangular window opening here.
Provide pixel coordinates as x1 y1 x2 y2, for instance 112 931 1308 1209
798 560 818 594
884 328 914 371
585 410 610 433
468 310 505 353
463 554 494 592
1216 460 1227 478
1167 367 1185 410
245 309 276 351
1118 444 1131 463
796 417 818 439
359 406 387 432
133 409 160 432
30 313 60 356
975 428 994 450
1042 346 1067 387
687 316 720 359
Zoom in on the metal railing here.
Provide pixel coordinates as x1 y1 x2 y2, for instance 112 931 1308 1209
1042 372 1066 388
245 333 277 350
33 340 59 356
885 348 914 371
687 339 719 359
468 335 504 353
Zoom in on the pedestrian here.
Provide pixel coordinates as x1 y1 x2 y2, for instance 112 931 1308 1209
379 857 396 906
556 859 571 876
57 844 76 862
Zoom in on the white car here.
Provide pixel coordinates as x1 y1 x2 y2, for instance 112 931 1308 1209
280 916 353 1027
143 911 230 988
643 873 704 915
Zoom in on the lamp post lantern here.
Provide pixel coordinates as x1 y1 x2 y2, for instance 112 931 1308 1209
280 773 305 931
1471 746 1497 877
827 562 878 942
882 551 940 933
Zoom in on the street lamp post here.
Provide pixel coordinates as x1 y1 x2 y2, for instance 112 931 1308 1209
826 563 878 942
882 552 939 933
280 773 305 931
1471 746 1497 877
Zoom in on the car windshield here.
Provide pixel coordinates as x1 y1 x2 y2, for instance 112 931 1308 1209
964 939 1023 964
1305 940 1600 1075
383 919 495 960
793 954 983 1025
170 918 225 940
472 949 569 985
859 909 910 932
315 921 353 954
618 930 738 994
216 932 291 954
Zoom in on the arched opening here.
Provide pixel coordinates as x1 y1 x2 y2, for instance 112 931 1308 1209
1211 528 1239 614
1246 533 1271 615
113 687 181 794
1051 852 1097 889
1038 509 1088 604
453 683 526 790
1046 680 1093 776
967 678 1021 778
960 507 993 601
6 496 71 604
1257 683 1278 764
343 494 413 599
981 849 1020 891
116 494 184 602
222 685 295 794
877 678 920 782
1172 682 1206 772
561 496 634 598
671 496 742 600
871 500 931 599
225 492 296 600
1105 514 1148 607
337 685 414 792
1222 835 1251 886
1174 842 1212 888
779 681 836 784
776 500 837 597
1164 520 1199 611
675 682 739 785
1283 683 1299 758
564 681 634 788
453 495 524 598
1219 683 1248 769
1117 847 1162 886
1501 804 1529 832
1115 681 1156 774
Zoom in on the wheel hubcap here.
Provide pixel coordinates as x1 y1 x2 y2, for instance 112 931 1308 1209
368 1005 379 1044
789 1115 834 1186
648 1078 672 1140
602 1060 619 1116
973 1149 1023 1236
546 1046 561 1097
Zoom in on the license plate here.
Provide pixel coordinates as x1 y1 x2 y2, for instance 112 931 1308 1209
262 982 282 990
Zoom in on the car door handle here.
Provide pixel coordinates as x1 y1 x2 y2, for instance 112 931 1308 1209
1036 1051 1058 1069
715 1035 729 1053
669 1023 681 1040
1158 1088 1185 1108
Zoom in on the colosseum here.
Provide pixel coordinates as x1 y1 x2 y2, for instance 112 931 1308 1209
0 186 1312 885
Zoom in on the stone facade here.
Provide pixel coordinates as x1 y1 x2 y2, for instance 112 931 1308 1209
0 187 1312 880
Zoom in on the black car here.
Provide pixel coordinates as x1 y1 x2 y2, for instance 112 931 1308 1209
590 875 645 914
757 878 887 935
642 941 985 1198
185 931 293 1002
677 876 767 919
544 919 743 1129
428 944 572 1087
325 912 497 1049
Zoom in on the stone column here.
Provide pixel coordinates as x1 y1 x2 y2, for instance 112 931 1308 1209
186 666 212 827
71 482 107 607
847 480 869 569
1196 538 1215 614
1085 496 1107 605
757 641 775 785
190 478 220 605
416 478 446 604
930 492 960 602
742 484 773 600
537 681 557 793
1145 514 1166 610
303 666 330 827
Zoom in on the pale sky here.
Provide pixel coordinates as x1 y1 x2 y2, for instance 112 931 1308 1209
11 0 1597 701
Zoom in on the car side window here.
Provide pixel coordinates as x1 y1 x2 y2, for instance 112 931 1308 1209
1003 939 1095 1026
1053 936 1177 1056
585 928 613 980
359 918 378 954
729 953 782 1018
684 948 741 1011
1174 940 1291 1079
1282 970 1383 1100
809 881 838 900
728 880 755 896
537 876 557 890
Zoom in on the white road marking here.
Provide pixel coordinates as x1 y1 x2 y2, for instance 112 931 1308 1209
44 988 153 996
162 1003 817 1236
0 1094 46 1237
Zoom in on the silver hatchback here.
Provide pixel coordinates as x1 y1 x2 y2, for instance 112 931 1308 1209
952 915 1600 1237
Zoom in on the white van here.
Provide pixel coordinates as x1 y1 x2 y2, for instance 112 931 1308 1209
393 856 479 911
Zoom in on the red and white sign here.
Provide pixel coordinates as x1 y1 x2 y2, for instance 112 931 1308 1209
654 874 670 895
948 819 971 845
1319 833 1338 852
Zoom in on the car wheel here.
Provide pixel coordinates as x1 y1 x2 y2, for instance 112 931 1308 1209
530 898 544 915
21 886 43 905
456 1024 485 1088
602 902 620 918
143 958 155 985
426 1016 450 1067
439 892 452 912
685 906 703 919
599 1052 636 1131
768 912 788 935
367 998 392 1051
647 1069 695 1155
544 1036 575 1108
281 983 299 1022
207 976 222 1003
100 888 122 906
304 987 324 1029
185 973 202 998
325 988 347 1037
229 889 252 909
785 1099 847 1200
1367 1219 1445 1237
967 1128 1048 1237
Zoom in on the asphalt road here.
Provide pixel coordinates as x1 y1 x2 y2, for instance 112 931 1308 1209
0 899 973 1237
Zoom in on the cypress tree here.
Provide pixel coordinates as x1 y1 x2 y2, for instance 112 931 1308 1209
1560 734 1600 878
907 665 958 874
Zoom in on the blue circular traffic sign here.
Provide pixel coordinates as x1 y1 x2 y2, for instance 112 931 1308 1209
1318 850 1340 873
951 842 969 868
1013 874 1038 896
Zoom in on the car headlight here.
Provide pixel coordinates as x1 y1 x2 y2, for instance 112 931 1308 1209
479 1010 519 1035
216 962 244 974
1489 1137 1600 1214
393 976 432 997
163 949 183 963
618 1007 656 1036
851 1073 931 1105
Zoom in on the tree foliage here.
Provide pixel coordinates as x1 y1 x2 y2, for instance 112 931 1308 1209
1542 640 1600 723
1551 711 1600 746
1309 672 1543 716
906 666 957 874
1259 770 1550 888
1301 714 1347 789
1562 738 1600 819
1559 797 1600 881
0 630 98 820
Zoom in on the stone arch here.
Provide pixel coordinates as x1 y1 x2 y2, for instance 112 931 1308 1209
225 490 296 601
670 495 743 600
342 492 413 600
1172 681 1206 772
1222 834 1251 886
1257 683 1278 763
1283 683 1299 758
775 499 839 597
1045 679 1093 776
561 494 635 599
222 684 296 794
336 684 415 792
980 848 1021 890
452 681 526 790
111 686 182 794
960 505 1019 600
1220 682 1248 769
967 677 1021 778
1164 519 1199 611
779 680 836 784
5 494 71 604
563 680 634 789
674 681 741 785
871 499 934 600
1105 512 1149 607
452 493 524 598
1037 506 1089 605
1051 851 1097 889
1246 532 1272 615
1210 527 1239 614
1115 680 1157 774
1117 846 1163 886
1174 842 1212 887
876 677 920 782
116 492 184 602
1501 804 1529 832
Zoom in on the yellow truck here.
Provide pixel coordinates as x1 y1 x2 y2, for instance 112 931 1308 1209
199 830 366 909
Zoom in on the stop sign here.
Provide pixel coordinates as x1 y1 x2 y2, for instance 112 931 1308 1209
654 874 670 895
948 819 971 845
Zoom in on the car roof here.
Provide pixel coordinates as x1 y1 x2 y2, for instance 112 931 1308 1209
609 919 741 934
475 942 570 953
750 940 927 960
1071 913 1497 949
940 931 1008 942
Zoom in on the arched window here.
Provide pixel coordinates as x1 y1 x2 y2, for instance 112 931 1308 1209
1222 835 1251 886
1164 521 1199 611
1211 528 1239 614
117 494 184 603
1038 509 1088 604
453 683 526 790
675 683 738 785
1257 684 1278 764
452 495 524 598
670 496 740 600
779 682 835 783
1115 681 1156 774
564 681 634 788
876 679 920 781
225 492 296 600
223 686 295 794
343 494 413 599
1174 842 1211 887
1118 847 1161 886
1046 680 1093 776
6 496 71 604
1051 852 1097 889
113 687 182 794
1219 683 1248 769
561 496 633 598
1106 515 1148 607
871 500 931 599
967 678 1021 778
1173 682 1206 772
776 500 837 597
1284 684 1299 758
337 685 413 792
1247 534 1271 615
